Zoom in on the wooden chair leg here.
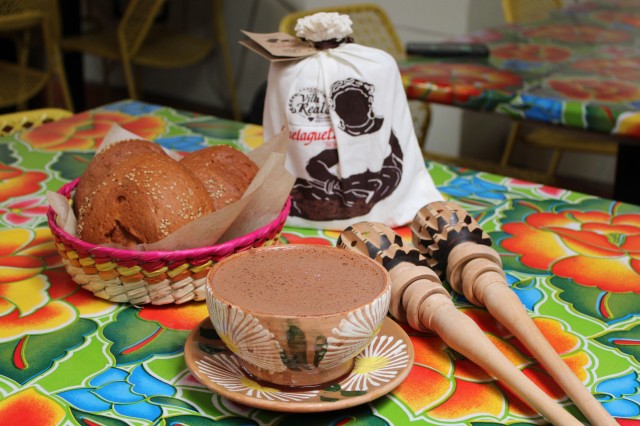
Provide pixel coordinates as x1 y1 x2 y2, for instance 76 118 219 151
51 51 75 112
545 148 563 184
500 121 521 167
213 0 241 120
101 58 113 101
410 100 431 149
122 61 139 100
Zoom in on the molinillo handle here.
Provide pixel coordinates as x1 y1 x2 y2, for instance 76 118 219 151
411 201 617 426
337 222 583 426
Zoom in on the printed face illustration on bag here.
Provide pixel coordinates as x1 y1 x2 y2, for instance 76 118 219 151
331 78 383 136
290 78 403 221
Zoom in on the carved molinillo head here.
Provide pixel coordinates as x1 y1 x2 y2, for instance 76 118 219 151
411 201 492 276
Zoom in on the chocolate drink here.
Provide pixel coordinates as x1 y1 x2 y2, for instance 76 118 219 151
209 245 387 316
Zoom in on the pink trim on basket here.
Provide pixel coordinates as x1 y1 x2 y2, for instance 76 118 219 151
47 178 291 263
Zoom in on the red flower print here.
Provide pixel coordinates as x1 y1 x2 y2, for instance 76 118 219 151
594 11 640 29
402 63 521 104
571 58 640 82
492 43 571 62
281 233 333 246
524 24 631 44
502 209 640 293
0 164 47 203
546 77 640 103
0 197 49 225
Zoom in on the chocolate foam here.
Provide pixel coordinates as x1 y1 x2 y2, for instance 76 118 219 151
209 245 387 316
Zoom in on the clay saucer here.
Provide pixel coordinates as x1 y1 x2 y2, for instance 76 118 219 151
184 316 414 413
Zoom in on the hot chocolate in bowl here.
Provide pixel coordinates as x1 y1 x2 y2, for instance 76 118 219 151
205 244 391 388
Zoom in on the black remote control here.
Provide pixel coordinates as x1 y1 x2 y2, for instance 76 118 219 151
406 42 490 58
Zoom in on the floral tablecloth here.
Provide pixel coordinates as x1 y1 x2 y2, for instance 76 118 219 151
400 0 640 137
1 100 639 425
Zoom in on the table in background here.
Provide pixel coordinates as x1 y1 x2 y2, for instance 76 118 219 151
1 100 639 425
400 0 640 205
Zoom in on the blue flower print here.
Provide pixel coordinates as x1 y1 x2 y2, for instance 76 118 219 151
439 175 507 201
102 101 163 116
507 273 544 311
58 365 176 422
519 94 564 123
595 371 640 418
156 135 207 152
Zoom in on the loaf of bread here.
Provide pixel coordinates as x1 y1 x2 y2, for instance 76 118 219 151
74 139 166 217
75 142 213 247
179 145 258 210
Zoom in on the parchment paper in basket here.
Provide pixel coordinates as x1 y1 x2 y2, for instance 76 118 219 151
217 152 294 243
145 151 294 251
47 126 294 251
47 190 77 236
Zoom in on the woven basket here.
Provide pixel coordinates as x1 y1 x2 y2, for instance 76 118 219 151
48 179 291 305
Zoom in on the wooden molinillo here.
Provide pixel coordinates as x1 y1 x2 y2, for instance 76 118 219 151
411 200 617 426
337 222 582 426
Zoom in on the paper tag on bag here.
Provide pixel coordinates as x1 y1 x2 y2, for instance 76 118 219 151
239 31 317 62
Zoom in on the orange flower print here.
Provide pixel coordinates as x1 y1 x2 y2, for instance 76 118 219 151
502 209 640 293
21 110 165 151
240 124 264 150
614 111 640 137
138 302 208 331
392 332 454 414
0 228 113 342
0 388 65 426
44 267 117 317
0 228 73 341
429 379 505 420
0 164 47 203
391 307 586 422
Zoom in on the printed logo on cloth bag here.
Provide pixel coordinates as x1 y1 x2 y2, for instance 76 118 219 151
288 88 331 122
330 78 383 136
289 126 336 147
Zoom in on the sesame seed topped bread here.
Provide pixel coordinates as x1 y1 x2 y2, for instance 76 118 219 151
179 145 259 211
75 148 214 247
74 139 166 218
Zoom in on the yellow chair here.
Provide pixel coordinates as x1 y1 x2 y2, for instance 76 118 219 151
279 3 432 146
56 0 241 120
0 107 71 136
502 0 563 23
499 0 618 184
0 0 73 111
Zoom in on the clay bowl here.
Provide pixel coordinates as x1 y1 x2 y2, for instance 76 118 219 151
205 244 391 388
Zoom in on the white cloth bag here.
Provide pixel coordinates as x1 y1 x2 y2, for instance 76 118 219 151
263 43 443 230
